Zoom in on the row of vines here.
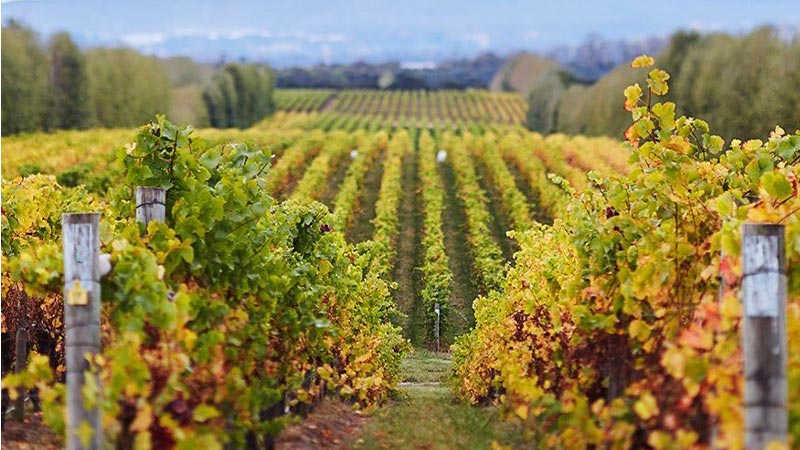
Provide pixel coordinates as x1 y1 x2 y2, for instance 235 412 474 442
451 57 800 448
2 117 407 449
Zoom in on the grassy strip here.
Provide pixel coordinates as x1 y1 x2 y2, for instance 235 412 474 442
444 132 505 294
437 143 479 343
349 352 525 450
347 142 386 243
392 134 424 344
417 131 452 346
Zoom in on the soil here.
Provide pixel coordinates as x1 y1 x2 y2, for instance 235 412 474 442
276 401 368 450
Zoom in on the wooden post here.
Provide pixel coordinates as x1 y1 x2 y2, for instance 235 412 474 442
13 327 27 421
434 303 440 353
63 213 101 450
135 186 166 229
741 223 787 449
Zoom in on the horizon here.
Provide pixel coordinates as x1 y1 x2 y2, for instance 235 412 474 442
2 1 798 67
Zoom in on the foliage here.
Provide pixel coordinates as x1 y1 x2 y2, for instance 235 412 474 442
331 132 387 232
472 132 532 233
2 116 406 448
47 32 91 130
529 28 800 140
1 21 50 135
371 130 412 273
290 131 353 203
454 56 800 448
86 48 172 128
442 132 505 293
417 130 452 344
203 63 275 129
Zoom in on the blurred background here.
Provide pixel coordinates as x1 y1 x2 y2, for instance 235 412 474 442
2 0 798 138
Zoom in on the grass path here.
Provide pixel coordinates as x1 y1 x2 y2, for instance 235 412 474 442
438 160 478 343
348 351 524 450
393 147 425 345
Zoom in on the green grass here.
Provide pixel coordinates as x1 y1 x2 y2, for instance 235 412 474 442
400 350 451 384
348 351 525 450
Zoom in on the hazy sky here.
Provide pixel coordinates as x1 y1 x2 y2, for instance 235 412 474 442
2 0 798 64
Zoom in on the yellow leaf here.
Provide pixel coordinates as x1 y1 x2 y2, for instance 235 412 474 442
75 420 95 449
130 403 153 432
514 404 528 420
624 84 643 111
647 430 672 449
340 385 354 396
743 139 764 152
631 55 655 68
193 404 220 422
633 392 659 420
764 441 788 450
134 431 152 450
661 346 686 379
629 319 651 342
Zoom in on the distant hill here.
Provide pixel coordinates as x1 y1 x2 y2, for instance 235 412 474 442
275 53 506 90
489 52 560 93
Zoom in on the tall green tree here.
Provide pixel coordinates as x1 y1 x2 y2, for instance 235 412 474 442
47 32 91 129
1 21 50 135
86 48 171 127
203 63 274 128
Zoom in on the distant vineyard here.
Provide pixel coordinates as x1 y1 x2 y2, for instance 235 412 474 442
274 89 526 125
273 89 334 112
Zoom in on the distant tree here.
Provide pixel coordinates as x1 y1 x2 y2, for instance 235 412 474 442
1 21 50 135
527 69 576 133
532 27 799 140
203 63 274 128
86 48 171 127
47 32 91 129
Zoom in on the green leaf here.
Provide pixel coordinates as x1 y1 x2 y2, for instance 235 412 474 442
651 102 675 131
760 171 792 200
193 404 221 422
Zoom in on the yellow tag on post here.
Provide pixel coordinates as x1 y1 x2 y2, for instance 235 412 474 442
67 279 88 306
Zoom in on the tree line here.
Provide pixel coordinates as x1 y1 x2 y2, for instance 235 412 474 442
202 64 275 128
527 27 800 140
1 21 276 135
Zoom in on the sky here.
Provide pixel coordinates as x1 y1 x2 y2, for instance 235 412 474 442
2 0 798 65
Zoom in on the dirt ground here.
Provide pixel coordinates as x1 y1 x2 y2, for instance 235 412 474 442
276 400 369 450
2 412 61 450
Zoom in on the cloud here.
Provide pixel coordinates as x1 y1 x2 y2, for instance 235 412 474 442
249 41 304 56
522 30 540 41
460 32 490 50
121 32 166 46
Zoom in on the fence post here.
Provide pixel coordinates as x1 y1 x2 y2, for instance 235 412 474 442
434 303 440 352
63 213 101 450
741 223 787 449
135 187 166 229
12 327 27 421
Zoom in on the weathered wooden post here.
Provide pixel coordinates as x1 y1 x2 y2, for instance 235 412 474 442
63 213 102 450
135 187 166 229
741 223 787 449
12 327 28 421
434 303 441 353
